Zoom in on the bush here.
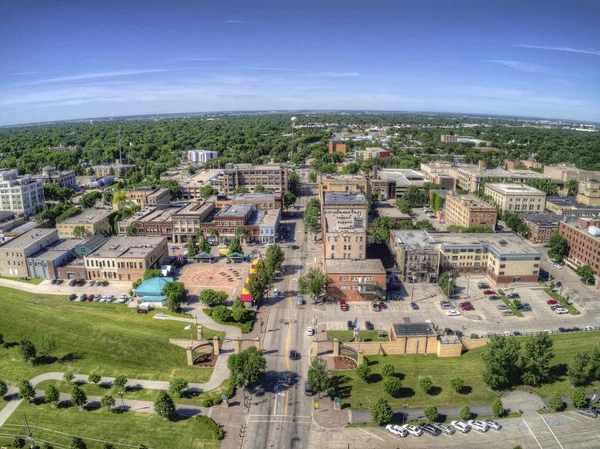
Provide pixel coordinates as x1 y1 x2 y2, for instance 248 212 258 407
241 320 253 333
200 289 228 307
571 387 587 408
223 380 236 398
370 398 393 425
419 377 433 394
381 364 394 378
382 377 402 398
196 415 224 440
356 362 371 382
201 397 216 407
211 305 232 322
424 406 438 422
459 405 471 421
232 306 249 322
549 391 564 411
492 398 504 417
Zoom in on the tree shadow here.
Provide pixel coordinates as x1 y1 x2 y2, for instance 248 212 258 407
394 372 405 381
366 373 382 384
398 387 415 398
3 341 19 349
330 375 353 400
435 413 448 423
459 385 472 395
33 355 59 366
261 370 298 394
366 359 379 367
428 386 442 396
550 363 568 382
59 352 84 363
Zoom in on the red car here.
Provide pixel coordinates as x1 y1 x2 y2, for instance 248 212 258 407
459 302 474 311
379 301 387 309
483 290 496 295
339 300 348 311
547 300 558 305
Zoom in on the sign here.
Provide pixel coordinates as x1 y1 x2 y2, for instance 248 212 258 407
314 401 319 410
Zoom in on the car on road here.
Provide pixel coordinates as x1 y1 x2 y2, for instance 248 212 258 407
365 321 374 331
306 327 315 336
446 310 461 316
347 320 354 330
577 408 598 418
418 423 441 436
402 425 422 436
435 424 455 435
339 300 348 311
410 302 419 310
497 304 510 310
291 244 300 250
289 350 299 360
483 290 496 295
450 421 471 433
555 307 569 314
547 299 558 305
304 381 314 396
68 294 77 301
468 420 489 432
385 424 407 437
481 419 502 430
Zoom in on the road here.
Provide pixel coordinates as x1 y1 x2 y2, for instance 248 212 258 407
242 184 319 449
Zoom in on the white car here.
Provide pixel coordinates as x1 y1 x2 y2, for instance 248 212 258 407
446 310 461 316
553 262 563 269
468 420 489 432
385 424 407 437
402 424 422 436
117 296 128 303
586 326 597 331
306 327 315 336
544 329 554 334
481 419 502 431
504 331 512 337
450 421 471 433
555 308 569 314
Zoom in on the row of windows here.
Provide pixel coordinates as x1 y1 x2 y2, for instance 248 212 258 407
327 236 364 243
331 253 364 259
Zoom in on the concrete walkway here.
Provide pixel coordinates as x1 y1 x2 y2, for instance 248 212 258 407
0 277 132 296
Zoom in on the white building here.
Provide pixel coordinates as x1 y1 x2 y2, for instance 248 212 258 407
187 150 218 164
0 169 46 215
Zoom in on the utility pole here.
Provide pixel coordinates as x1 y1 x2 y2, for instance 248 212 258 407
23 414 37 449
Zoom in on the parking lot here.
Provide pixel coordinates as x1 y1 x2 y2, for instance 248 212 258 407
319 275 600 337
309 412 600 449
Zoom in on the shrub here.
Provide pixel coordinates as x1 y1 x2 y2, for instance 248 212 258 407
549 391 564 411
201 397 216 407
381 364 395 378
459 405 471 421
196 415 224 440
356 362 371 382
420 377 433 394
212 305 232 322
492 398 504 417
241 321 253 333
571 387 587 408
223 380 236 398
382 377 402 398
450 376 464 394
370 398 393 425
424 406 438 422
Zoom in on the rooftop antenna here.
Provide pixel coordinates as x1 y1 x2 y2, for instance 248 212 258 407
23 414 37 449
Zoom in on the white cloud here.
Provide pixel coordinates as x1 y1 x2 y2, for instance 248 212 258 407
165 57 228 63
484 60 544 73
225 19 246 24
515 44 600 57
246 67 300 72
320 72 360 77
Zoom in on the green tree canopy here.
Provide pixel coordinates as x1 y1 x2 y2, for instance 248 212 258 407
298 267 327 302
547 233 569 261
227 346 267 387
370 398 393 425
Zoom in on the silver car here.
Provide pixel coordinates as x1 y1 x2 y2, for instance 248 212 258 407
434 423 455 435
481 419 502 430
402 424 422 436
450 421 471 433
468 420 489 432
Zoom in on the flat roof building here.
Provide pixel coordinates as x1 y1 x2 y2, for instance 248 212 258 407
576 178 600 206
444 193 497 229
543 163 600 183
389 230 440 283
371 168 426 198
450 164 561 192
0 228 59 277
172 201 217 244
121 187 171 210
328 133 347 155
222 164 288 195
319 174 369 198
521 213 566 244
32 165 78 190
325 259 386 302
0 169 46 215
180 169 223 200
187 150 218 164
559 218 600 279
484 183 546 213
57 208 113 238
117 206 182 240
546 196 600 216
322 192 369 261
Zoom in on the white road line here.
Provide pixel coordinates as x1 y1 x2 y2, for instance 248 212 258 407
561 413 581 422
502 425 515 432
357 428 385 441
248 419 311 423
521 417 543 449
249 415 311 418
540 415 565 449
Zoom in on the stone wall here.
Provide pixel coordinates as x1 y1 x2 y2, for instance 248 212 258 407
343 335 437 356
461 337 491 350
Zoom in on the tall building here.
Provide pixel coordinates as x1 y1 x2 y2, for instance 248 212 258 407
484 183 546 213
0 169 46 215
187 150 218 164
444 193 497 229
328 133 346 155
93 162 134 178
371 168 426 199
222 164 288 195
559 217 600 278
322 192 368 261
32 165 78 189
576 179 600 206
389 230 440 283
450 164 561 192
319 174 369 197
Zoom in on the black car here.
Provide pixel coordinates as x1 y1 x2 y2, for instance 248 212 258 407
68 294 77 301
573 327 581 332
513 331 522 336
365 321 374 330
558 327 567 333
347 320 354 330
289 350 299 360
51 279 57 285
304 381 314 396
56 279 64 285
556 281 562 287
79 293 87 301
418 423 441 436
69 280 77 287
291 245 300 250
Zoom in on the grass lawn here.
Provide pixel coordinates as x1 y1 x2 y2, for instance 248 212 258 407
0 401 220 449
543 288 581 315
0 286 214 385
1 276 44 285
331 332 600 410
327 330 389 342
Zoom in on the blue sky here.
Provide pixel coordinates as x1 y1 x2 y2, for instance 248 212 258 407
1 0 599 126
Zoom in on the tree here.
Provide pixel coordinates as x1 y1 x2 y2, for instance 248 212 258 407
264 244 285 272
169 378 188 398
201 185 218 199
0 380 7 398
571 387 587 408
199 237 211 254
356 362 371 382
403 185 428 207
229 237 242 254
309 171 317 182
101 394 116 412
303 198 321 234
143 268 162 280
459 405 471 421
88 373 101 386
39 335 59 358
568 351 590 386
424 406 438 422
520 332 554 386
231 305 249 322
547 233 569 261
196 227 205 240
234 225 249 243
45 384 60 407
450 376 464 394
576 265 595 284
162 281 187 313
297 267 327 302
420 377 433 394
381 364 395 378
227 346 267 387
70 437 87 449
254 184 266 193
370 398 393 426
395 197 412 213
103 191 114 205
63 372 74 384
369 216 396 243
187 237 198 259
566 179 579 196
154 390 176 420
43 443 55 449
482 335 521 390
113 375 128 389
588 346 600 381
382 377 402 398
212 305 232 322
548 391 564 411
103 444 115 449
79 191 102 208
200 289 228 306
113 190 127 204
18 380 35 403
73 225 87 238
283 191 296 210
19 339 36 364
492 398 504 417
72 385 88 411
307 357 330 397
437 272 456 298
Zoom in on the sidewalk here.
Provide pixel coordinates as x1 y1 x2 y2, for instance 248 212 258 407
311 396 351 430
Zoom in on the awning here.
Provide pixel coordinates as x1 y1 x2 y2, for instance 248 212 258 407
141 295 167 303
242 288 250 295
195 251 213 259
228 252 244 258
240 293 253 302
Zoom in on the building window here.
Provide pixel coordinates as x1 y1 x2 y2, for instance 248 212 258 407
340 276 349 281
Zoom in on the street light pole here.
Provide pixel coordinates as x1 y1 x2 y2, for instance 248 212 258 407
402 403 408 425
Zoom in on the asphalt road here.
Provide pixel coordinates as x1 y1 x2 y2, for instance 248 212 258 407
242 188 319 449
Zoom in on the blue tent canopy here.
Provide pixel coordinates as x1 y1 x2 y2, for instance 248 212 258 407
141 295 167 303
134 277 173 297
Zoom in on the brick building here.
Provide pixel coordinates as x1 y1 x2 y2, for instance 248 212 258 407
322 192 368 261
117 206 181 241
328 133 346 155
559 218 600 277
222 164 288 195
521 214 564 244
325 259 386 302
389 230 440 283
444 193 497 229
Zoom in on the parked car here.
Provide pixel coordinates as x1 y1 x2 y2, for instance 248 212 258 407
468 420 489 432
137 308 148 314
379 301 387 309
56 279 63 285
87 294 95 301
440 302 454 309
555 308 569 314
507 293 520 299
385 424 407 437
446 310 461 316
68 294 77 301
402 425 422 436
450 421 471 433
93 296 101 302
304 381 314 396
483 290 496 295
435 424 455 435
365 321 374 331
291 245 300 250
88 280 95 286
51 279 57 285
477 282 489 289
418 423 441 436
307 327 315 336
586 326 597 331
513 331 522 336
577 408 598 418
497 304 510 310
556 281 562 287
547 299 558 305
489 295 500 300
69 280 77 287
504 331 512 337
481 419 502 430
372 302 380 311
502 311 515 316
347 320 354 330
339 300 348 311
410 302 419 310
117 295 128 303
79 294 87 301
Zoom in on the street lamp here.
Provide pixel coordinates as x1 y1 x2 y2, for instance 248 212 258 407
448 276 453 299
118 390 125 408
402 403 409 425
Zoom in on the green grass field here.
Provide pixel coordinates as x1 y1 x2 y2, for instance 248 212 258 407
0 401 220 449
0 286 216 385
1 276 44 285
327 330 389 342
331 332 600 409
